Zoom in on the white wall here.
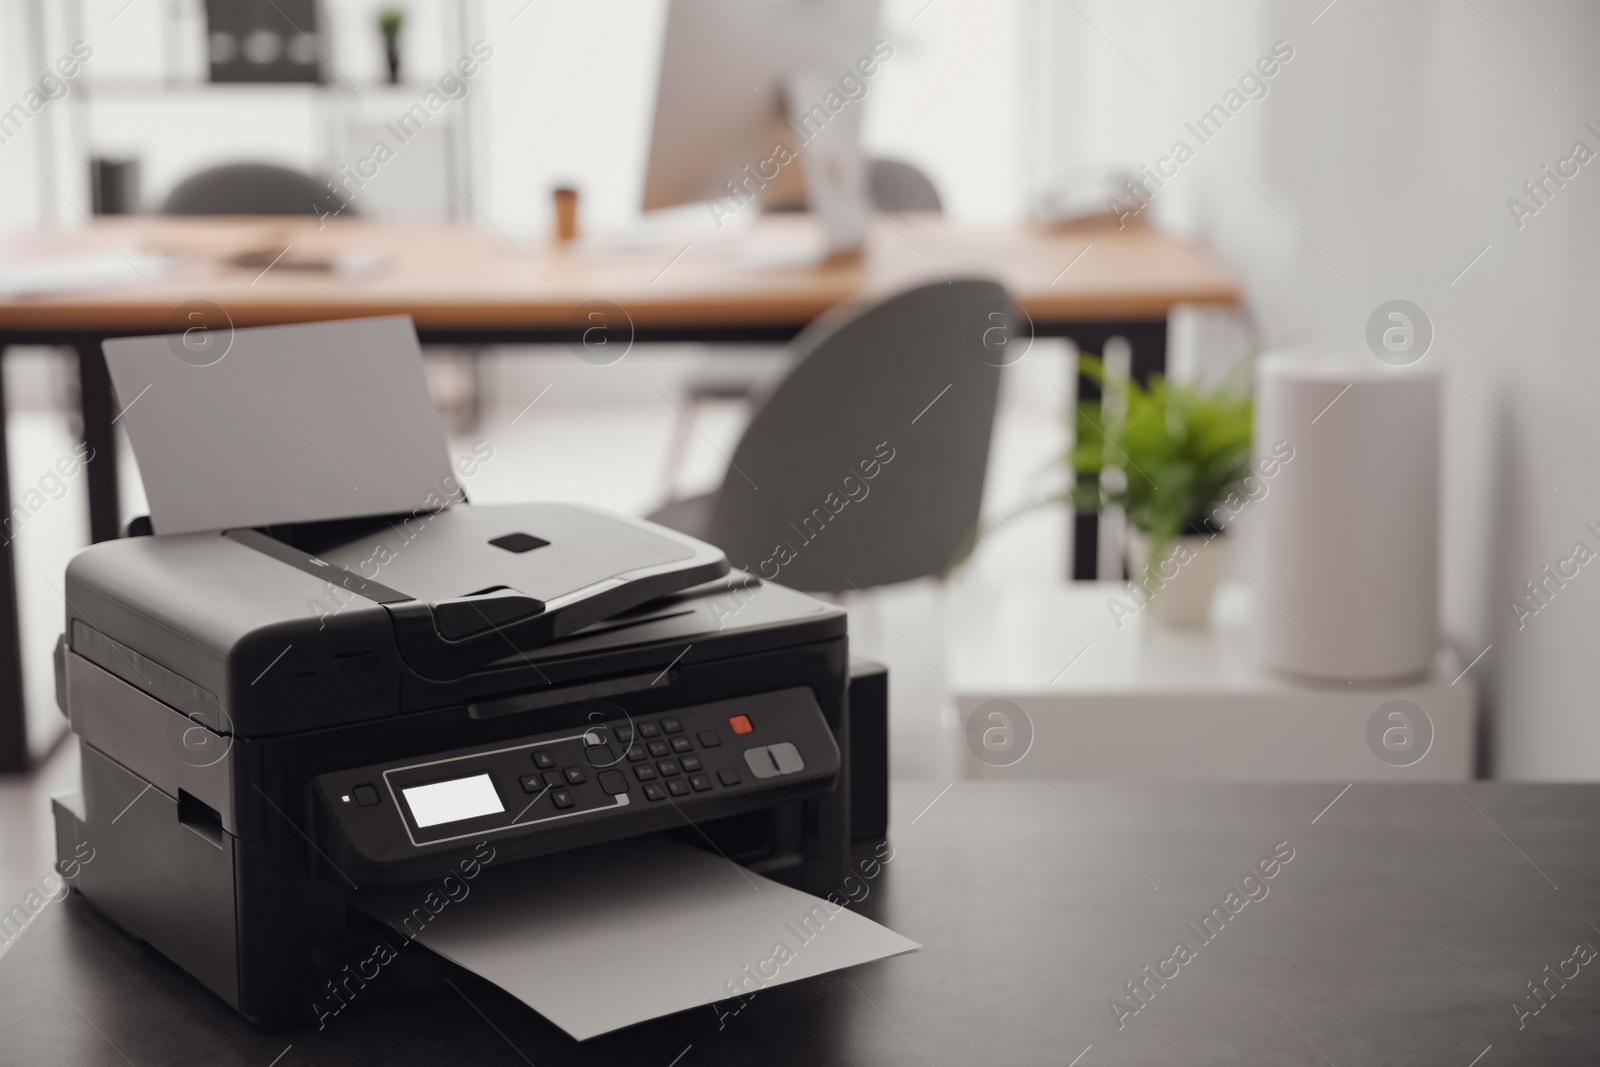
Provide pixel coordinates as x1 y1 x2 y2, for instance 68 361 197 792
1 0 1031 227
470 0 1030 234
1046 0 1600 779
0 0 87 228
863 0 1029 224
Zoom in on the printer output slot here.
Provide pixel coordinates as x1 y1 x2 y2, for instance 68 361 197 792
669 806 798 870
467 670 670 719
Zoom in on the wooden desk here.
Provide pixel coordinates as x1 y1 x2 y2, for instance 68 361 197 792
0 217 1238 769
0 216 1237 336
2 782 1594 1064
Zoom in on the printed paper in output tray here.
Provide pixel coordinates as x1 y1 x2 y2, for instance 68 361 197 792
355 835 919 1041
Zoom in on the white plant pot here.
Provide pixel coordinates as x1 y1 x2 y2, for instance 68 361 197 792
1125 529 1231 628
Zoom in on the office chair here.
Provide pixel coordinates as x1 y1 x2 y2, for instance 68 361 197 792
649 278 1009 592
161 162 347 217
867 159 942 214
660 160 945 494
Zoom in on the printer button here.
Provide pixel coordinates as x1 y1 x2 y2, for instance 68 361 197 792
532 751 556 770
584 744 613 768
551 789 576 810
353 784 380 806
519 774 545 794
563 766 587 785
728 715 753 735
647 740 670 758
670 737 693 754
598 770 629 795
696 730 722 748
626 744 648 763
689 774 713 792
743 746 781 779
660 716 683 734
679 756 703 773
633 764 658 781
717 768 742 787
638 722 661 739
614 723 635 743
656 759 681 777
666 778 691 797
643 783 666 802
542 770 565 790
768 742 805 775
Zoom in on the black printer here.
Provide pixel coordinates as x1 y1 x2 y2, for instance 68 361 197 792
51 504 887 1026
48 320 888 1029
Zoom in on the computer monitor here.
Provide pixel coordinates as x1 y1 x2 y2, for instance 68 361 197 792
642 0 884 255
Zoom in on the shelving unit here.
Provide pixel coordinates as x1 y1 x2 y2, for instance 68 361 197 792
47 0 480 221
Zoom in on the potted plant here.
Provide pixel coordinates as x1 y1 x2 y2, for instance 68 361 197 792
379 8 405 84
946 355 1255 626
1069 354 1253 626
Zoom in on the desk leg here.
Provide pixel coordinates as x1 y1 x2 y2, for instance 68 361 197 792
75 342 121 544
1069 320 1167 580
0 353 29 772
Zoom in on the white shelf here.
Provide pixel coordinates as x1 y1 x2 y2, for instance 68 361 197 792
948 582 1477 782
72 80 452 98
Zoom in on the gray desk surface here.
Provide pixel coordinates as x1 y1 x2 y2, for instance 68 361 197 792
2 782 1598 1065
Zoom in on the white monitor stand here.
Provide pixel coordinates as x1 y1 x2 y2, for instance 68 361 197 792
786 71 870 261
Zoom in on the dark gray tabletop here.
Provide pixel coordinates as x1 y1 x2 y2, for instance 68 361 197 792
3 781 1598 1065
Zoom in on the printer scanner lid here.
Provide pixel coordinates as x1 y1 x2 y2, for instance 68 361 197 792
230 502 729 678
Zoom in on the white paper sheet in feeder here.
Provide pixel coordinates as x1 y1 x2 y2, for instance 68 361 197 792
101 315 455 535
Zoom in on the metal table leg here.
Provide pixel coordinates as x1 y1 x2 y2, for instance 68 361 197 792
75 340 122 545
0 352 29 772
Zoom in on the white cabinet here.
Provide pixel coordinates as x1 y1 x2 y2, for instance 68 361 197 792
948 582 1477 782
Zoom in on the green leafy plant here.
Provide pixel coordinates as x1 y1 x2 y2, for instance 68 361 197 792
1069 354 1254 564
379 9 405 84
378 9 405 40
946 353 1253 573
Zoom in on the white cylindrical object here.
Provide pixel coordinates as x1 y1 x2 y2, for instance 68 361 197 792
1253 347 1440 683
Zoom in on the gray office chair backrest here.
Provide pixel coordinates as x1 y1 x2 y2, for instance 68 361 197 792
868 159 942 213
162 162 348 217
707 278 1011 591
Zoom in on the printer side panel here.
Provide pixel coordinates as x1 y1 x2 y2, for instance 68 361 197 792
59 732 445 1028
64 745 242 1008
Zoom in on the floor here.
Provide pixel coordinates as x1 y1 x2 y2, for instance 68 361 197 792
0 340 1076 935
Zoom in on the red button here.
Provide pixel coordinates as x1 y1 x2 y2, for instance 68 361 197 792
728 715 753 735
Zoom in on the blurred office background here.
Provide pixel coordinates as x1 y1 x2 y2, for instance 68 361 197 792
2 0 1598 782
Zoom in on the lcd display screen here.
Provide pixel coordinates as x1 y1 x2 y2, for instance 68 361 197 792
402 774 505 829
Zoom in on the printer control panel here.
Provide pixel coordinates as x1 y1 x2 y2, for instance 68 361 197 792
311 686 839 881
